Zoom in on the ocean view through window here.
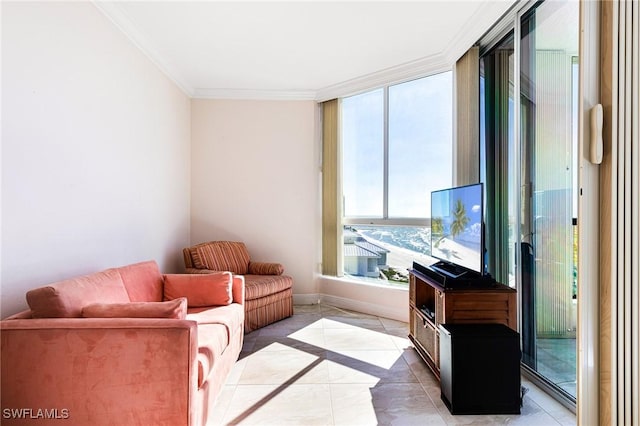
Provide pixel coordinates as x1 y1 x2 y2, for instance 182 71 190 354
343 225 436 285
341 72 453 285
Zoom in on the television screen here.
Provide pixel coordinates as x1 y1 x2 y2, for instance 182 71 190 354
430 183 483 275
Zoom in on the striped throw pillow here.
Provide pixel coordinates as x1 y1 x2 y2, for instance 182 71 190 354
191 241 250 275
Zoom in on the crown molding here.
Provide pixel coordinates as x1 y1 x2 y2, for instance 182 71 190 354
92 1 194 97
192 88 317 101
316 1 518 102
446 0 520 63
315 53 452 102
93 0 518 102
94 1 314 101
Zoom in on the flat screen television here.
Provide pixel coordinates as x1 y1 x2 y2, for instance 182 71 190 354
430 183 484 278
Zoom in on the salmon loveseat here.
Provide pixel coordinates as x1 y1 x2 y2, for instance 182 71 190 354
0 260 244 426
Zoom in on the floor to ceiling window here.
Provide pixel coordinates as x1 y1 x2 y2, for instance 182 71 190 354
480 32 516 288
341 72 453 285
480 0 579 409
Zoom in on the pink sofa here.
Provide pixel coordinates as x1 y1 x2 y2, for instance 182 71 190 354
1 260 244 426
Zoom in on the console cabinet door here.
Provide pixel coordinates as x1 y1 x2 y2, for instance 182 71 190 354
413 311 439 369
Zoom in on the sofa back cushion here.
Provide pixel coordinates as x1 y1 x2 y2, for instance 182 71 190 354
26 268 130 318
117 260 164 302
189 241 250 274
81 298 187 319
163 273 233 307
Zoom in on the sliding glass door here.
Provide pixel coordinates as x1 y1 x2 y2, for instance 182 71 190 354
519 0 579 401
481 0 579 407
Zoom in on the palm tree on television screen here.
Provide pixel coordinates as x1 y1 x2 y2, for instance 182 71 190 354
450 199 469 239
432 217 444 248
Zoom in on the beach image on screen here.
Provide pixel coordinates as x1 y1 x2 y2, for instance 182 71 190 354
431 184 482 273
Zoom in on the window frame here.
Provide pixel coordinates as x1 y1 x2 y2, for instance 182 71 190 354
341 74 454 229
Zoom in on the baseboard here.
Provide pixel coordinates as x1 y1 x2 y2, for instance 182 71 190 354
293 293 322 305
319 294 408 323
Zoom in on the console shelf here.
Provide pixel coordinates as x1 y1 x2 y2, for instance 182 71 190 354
408 268 517 379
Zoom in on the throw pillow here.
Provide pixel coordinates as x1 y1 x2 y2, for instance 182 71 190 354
26 268 130 318
248 261 284 275
191 241 250 275
163 272 233 307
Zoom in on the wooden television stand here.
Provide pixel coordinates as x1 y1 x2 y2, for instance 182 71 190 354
408 267 516 380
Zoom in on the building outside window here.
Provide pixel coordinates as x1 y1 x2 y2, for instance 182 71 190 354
341 72 453 285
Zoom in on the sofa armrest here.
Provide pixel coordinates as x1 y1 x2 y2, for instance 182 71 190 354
232 274 245 305
248 261 284 275
1 318 198 425
3 309 32 320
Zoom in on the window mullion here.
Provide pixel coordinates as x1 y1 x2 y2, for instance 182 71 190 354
383 86 390 219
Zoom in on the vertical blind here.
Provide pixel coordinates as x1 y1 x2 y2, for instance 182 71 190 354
600 1 639 425
454 46 480 186
321 99 340 276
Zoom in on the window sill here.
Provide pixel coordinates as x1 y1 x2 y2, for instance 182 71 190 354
321 275 409 291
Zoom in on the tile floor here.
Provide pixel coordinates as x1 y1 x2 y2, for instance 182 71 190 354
536 338 577 397
210 304 576 425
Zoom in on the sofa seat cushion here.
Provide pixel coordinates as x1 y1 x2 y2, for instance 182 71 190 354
194 323 228 388
81 298 188 320
244 275 293 301
187 304 243 339
187 304 244 388
26 268 130 318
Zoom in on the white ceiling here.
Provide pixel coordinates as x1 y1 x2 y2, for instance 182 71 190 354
95 1 518 100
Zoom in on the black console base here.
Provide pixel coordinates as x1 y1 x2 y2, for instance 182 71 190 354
439 323 521 415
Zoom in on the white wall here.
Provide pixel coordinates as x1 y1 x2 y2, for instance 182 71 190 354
190 100 320 296
1 2 191 316
190 100 408 320
0 2 406 320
